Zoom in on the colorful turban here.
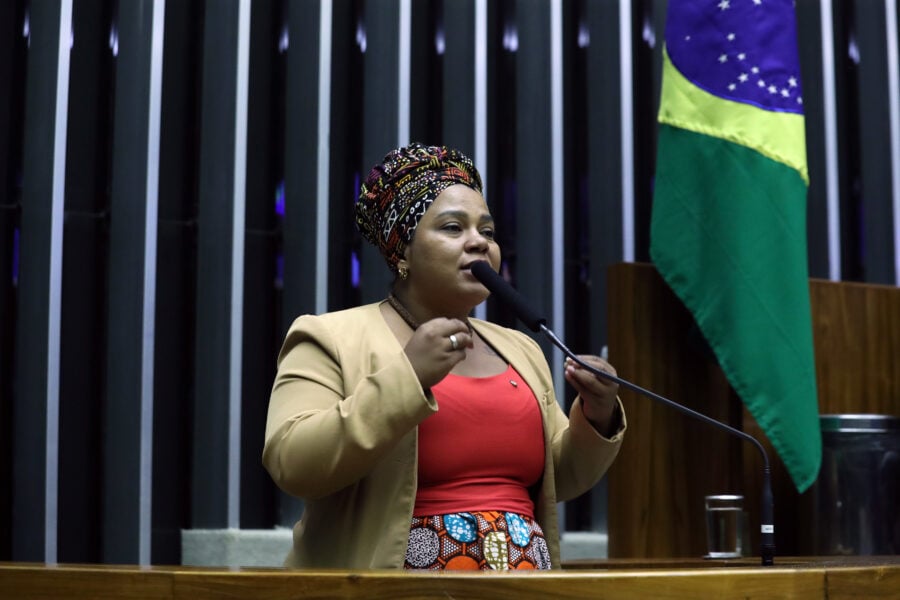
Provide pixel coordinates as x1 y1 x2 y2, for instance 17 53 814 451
355 142 483 272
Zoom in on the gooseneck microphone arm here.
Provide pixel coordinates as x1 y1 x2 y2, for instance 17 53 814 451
539 324 775 566
470 261 775 566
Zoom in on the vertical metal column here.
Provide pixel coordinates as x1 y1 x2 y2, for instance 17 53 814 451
58 0 114 563
630 0 665 261
819 0 842 280
618 0 635 263
103 0 164 565
550 0 564 397
151 0 203 565
441 0 487 313
193 0 249 530
886 0 900 284
474 0 488 322
278 0 327 526
443 1 476 156
13 0 72 562
586 0 624 352
795 0 832 280
316 1 333 315
515 0 553 349
284 0 323 324
853 1 896 284
360 0 401 303
239 0 284 530
324 1 364 313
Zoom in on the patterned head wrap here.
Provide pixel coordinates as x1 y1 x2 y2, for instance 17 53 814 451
355 142 483 272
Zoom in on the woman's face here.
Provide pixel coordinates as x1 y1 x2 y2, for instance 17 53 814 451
401 184 501 311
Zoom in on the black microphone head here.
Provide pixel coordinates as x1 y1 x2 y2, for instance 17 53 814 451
470 261 546 332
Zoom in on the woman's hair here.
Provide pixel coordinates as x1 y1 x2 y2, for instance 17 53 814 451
355 142 483 272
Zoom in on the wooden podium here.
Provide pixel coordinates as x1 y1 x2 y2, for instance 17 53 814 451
606 262 900 559
1 557 899 599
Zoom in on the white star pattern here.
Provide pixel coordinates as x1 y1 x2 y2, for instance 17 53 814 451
673 0 802 112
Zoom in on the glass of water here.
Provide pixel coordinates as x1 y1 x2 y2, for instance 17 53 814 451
705 494 744 558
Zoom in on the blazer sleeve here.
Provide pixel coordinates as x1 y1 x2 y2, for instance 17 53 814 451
511 333 626 503
549 394 626 502
262 313 437 499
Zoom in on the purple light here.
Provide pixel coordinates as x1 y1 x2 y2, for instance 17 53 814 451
351 251 360 288
275 180 285 216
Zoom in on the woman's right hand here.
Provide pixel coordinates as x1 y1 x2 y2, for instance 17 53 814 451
404 318 472 389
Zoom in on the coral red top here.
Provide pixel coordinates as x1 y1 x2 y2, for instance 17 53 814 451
414 365 545 519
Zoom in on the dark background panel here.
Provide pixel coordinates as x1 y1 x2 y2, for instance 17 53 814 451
0 0 27 563
796 0 830 280
12 0 67 562
852 0 896 284
151 0 203 566
326 0 364 315
359 0 401 305
103 0 157 564
240 0 284 530
192 0 242 530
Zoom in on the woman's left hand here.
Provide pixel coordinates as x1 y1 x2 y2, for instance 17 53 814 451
564 355 620 437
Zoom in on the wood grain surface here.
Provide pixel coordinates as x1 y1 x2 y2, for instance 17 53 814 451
2 557 899 600
606 263 900 559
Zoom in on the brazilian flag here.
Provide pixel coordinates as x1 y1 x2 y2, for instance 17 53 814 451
650 0 821 491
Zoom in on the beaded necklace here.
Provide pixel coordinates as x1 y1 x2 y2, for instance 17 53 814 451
387 292 420 330
386 292 474 334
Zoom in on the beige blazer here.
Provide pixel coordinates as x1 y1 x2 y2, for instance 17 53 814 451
263 302 625 569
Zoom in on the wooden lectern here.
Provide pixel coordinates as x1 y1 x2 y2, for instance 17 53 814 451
606 262 900 559
2 557 900 598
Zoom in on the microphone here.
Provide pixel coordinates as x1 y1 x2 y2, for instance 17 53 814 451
470 261 776 566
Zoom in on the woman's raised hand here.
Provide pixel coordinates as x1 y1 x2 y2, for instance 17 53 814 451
404 318 473 389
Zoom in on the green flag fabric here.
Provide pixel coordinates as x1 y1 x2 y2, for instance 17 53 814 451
650 0 821 491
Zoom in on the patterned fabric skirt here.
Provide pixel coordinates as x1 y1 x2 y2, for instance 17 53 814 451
403 511 551 570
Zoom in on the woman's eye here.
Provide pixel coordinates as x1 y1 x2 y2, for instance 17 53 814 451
480 229 495 239
442 223 462 232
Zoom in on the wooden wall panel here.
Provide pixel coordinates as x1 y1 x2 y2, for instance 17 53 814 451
808 279 900 413
607 262 900 559
606 262 744 558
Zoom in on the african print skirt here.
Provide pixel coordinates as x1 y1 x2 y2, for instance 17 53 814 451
403 511 551 570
